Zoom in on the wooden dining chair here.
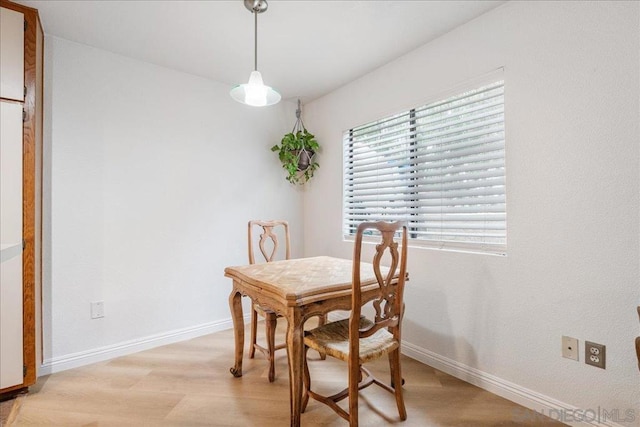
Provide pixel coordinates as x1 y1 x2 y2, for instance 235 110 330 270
247 220 290 382
635 306 640 371
302 221 408 426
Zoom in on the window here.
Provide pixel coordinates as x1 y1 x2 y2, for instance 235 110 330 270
343 80 506 254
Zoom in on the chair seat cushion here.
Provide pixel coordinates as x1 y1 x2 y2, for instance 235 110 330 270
304 317 399 364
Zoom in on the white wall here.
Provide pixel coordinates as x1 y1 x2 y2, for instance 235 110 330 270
304 1 639 425
41 36 302 372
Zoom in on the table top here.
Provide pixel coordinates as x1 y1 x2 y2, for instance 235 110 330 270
224 256 387 305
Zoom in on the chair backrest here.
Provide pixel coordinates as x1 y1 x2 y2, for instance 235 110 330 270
248 220 291 265
350 221 408 345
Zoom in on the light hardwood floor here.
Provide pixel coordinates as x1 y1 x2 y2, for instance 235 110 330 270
5 322 564 426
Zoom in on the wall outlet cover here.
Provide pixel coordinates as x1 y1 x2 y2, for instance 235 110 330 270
585 341 605 369
562 336 579 361
90 301 105 319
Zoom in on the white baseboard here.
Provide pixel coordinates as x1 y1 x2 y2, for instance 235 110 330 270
401 341 627 427
39 315 250 376
38 313 627 427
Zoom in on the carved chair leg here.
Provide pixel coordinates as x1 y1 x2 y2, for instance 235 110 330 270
266 313 277 382
389 349 407 421
348 363 360 427
249 305 258 359
317 314 327 360
302 345 311 412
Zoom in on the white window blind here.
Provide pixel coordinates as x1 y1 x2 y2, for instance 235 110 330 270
343 80 506 254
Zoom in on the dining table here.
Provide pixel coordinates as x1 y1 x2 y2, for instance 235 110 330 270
224 255 403 427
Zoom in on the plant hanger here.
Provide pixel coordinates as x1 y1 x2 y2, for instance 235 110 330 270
292 99 306 134
271 99 320 185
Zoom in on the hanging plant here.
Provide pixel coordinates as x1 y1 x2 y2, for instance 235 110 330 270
271 100 320 184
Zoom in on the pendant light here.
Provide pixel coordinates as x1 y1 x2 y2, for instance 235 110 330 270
230 0 281 107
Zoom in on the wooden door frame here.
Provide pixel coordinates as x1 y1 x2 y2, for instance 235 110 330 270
0 0 43 395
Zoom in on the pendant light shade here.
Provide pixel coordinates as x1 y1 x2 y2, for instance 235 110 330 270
230 71 280 107
230 0 281 107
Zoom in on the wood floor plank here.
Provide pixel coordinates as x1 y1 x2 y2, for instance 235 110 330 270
8 323 565 426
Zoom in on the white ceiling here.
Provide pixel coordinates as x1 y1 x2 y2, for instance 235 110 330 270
16 0 505 103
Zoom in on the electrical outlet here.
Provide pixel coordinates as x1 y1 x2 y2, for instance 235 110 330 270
585 341 605 369
90 301 104 319
562 336 579 361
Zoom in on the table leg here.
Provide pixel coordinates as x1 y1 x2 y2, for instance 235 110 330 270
286 309 304 427
229 286 244 378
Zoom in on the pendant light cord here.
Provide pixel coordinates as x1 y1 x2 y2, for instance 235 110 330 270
254 10 258 71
